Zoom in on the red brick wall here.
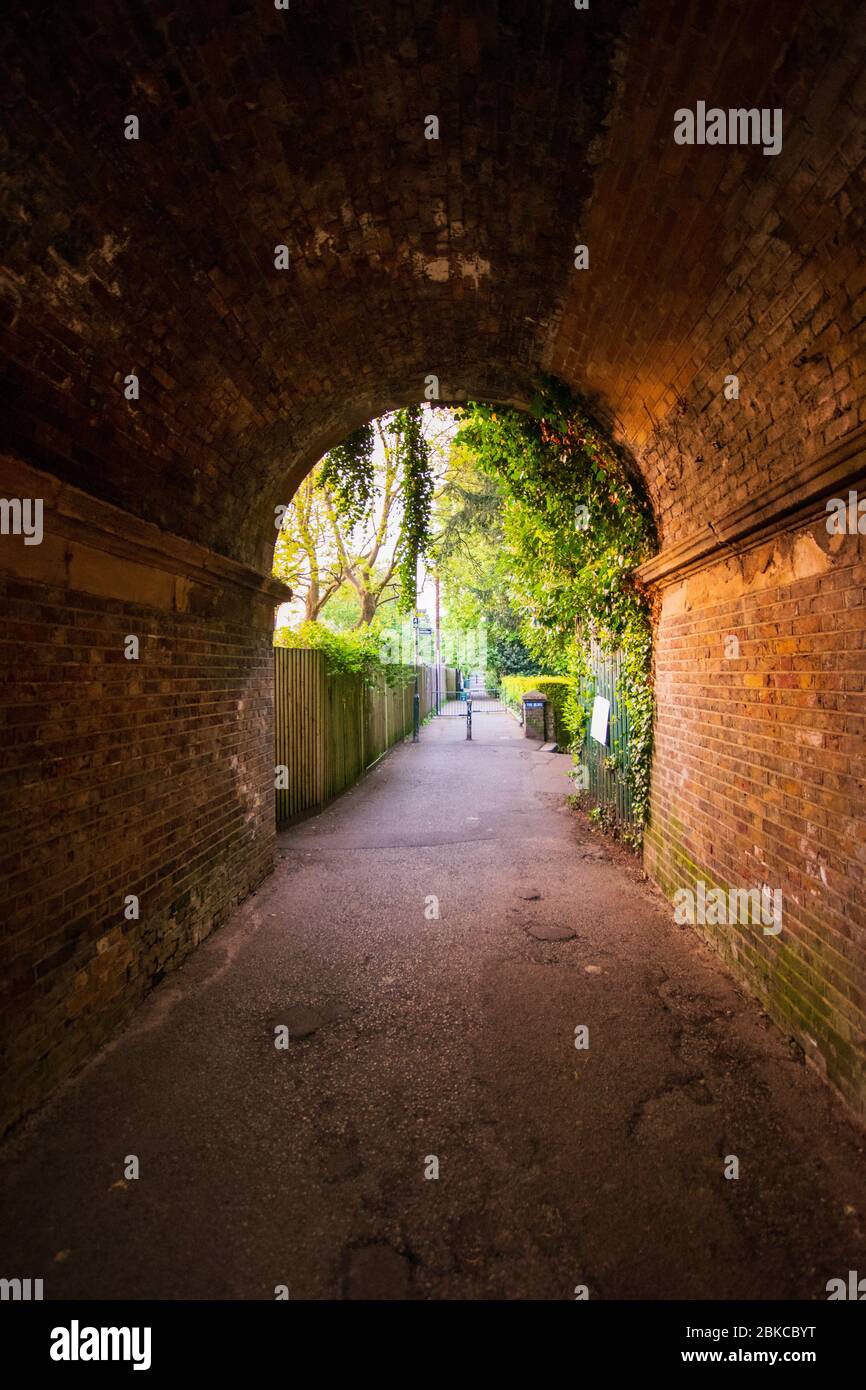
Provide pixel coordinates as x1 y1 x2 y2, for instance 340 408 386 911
0 468 281 1134
2 0 866 1128
645 521 866 1117
551 0 866 552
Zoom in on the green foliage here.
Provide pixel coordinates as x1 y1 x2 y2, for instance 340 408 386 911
319 408 434 614
486 625 537 678
391 406 434 611
500 674 573 703
561 648 593 753
610 621 654 834
456 380 655 646
286 378 657 835
431 443 536 683
588 803 619 837
500 675 575 746
318 423 376 525
316 582 361 632
432 443 504 572
457 377 656 833
274 621 406 686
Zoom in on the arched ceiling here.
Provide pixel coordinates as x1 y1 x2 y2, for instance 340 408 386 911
1 0 864 573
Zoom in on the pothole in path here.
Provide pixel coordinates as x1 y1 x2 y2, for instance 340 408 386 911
627 1074 715 1142
657 981 733 1027
524 923 578 942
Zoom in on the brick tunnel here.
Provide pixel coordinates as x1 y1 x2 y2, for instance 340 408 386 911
2 0 866 1256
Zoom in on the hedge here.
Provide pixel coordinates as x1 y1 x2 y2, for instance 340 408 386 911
500 675 575 747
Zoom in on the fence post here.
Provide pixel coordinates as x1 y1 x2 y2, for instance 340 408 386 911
315 649 326 812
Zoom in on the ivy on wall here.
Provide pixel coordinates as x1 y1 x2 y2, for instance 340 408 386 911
456 378 657 833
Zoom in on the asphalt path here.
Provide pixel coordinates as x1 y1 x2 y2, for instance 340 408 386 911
2 712 865 1299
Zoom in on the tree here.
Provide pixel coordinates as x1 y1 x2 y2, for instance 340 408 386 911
323 417 403 626
273 473 343 623
274 407 453 630
274 419 404 629
430 443 537 679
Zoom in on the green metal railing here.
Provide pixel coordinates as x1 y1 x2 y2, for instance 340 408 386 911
580 640 635 828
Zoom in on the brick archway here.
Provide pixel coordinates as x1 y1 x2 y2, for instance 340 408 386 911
2 0 866 1127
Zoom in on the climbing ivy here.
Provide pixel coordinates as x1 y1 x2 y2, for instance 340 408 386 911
456 378 657 833
317 422 376 525
391 406 433 610
315 408 432 612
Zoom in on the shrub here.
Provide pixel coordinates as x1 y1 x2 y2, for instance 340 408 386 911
274 621 408 686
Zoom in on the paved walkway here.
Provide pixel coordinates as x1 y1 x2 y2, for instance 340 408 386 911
2 713 865 1299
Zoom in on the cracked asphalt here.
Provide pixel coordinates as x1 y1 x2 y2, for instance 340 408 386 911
2 711 866 1300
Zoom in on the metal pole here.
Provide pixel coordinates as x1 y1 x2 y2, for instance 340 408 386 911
434 573 441 715
466 696 472 740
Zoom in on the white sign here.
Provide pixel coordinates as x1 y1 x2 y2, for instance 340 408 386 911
590 696 610 745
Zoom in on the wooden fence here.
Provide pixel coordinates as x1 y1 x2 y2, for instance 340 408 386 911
274 650 435 825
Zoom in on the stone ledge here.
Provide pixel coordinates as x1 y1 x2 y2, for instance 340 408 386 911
0 453 292 611
636 424 866 588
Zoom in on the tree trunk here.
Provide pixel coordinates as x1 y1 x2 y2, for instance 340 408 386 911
305 578 320 622
357 590 378 627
